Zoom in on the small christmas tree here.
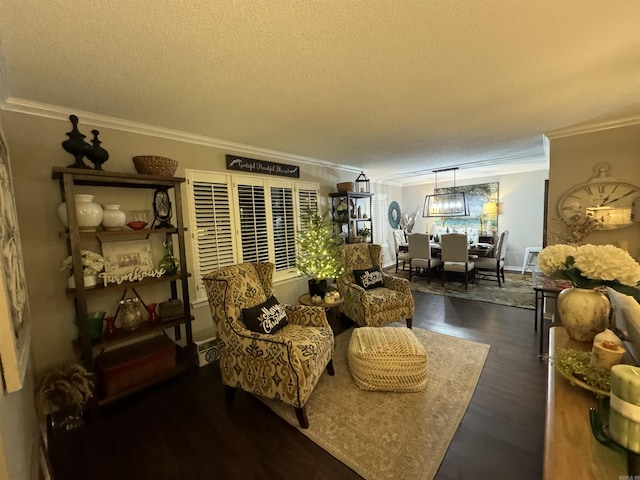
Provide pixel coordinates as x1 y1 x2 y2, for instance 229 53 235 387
296 210 343 290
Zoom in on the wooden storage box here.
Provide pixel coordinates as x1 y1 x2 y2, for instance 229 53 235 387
96 335 176 396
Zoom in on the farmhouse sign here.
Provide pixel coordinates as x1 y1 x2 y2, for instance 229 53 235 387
226 155 300 178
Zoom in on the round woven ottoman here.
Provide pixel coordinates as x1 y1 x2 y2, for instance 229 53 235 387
348 327 428 392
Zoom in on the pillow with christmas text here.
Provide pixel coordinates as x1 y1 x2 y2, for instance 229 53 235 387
241 295 288 334
353 266 384 290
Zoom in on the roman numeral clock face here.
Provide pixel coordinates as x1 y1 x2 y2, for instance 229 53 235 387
558 181 639 229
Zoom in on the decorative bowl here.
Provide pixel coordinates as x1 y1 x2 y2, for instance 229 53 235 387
132 155 178 176
127 210 150 230
127 221 148 230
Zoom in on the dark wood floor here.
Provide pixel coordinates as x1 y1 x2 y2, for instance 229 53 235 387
49 291 549 480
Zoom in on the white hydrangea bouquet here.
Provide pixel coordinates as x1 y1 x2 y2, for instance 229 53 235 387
537 244 640 300
61 249 105 275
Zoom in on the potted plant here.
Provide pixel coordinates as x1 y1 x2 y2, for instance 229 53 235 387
296 209 343 297
357 226 372 242
35 363 94 435
61 249 105 288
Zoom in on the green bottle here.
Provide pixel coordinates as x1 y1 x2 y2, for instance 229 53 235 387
159 238 180 275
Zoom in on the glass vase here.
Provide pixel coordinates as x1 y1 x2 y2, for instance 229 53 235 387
118 297 143 330
159 238 180 275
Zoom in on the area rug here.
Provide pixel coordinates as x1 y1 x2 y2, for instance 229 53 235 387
386 267 535 310
258 326 490 480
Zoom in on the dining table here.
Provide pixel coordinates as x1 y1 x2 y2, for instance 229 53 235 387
398 243 494 257
430 243 495 258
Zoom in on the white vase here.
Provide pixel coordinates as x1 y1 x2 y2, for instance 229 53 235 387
57 194 103 231
101 204 126 231
67 274 97 289
557 287 610 342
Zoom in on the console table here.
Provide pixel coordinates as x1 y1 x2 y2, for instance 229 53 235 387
533 273 571 356
544 326 628 479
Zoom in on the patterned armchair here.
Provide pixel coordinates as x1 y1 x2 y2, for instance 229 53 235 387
337 243 415 328
202 262 334 429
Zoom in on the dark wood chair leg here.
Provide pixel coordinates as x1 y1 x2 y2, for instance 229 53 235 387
295 406 309 429
496 265 502 287
326 359 335 376
395 254 399 273
406 318 413 329
224 385 236 405
464 264 469 290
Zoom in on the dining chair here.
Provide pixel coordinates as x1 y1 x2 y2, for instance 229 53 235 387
475 229 509 286
392 229 410 273
440 233 475 289
407 233 442 283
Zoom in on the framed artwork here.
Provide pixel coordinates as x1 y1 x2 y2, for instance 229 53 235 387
0 127 31 392
102 240 154 279
434 182 499 233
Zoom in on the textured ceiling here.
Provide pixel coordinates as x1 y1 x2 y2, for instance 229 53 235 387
1 0 639 184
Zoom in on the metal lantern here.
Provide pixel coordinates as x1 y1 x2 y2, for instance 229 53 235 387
355 171 370 193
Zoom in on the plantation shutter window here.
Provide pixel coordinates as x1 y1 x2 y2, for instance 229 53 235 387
373 194 389 260
296 184 320 228
186 170 320 303
270 183 296 273
235 180 269 264
187 172 236 301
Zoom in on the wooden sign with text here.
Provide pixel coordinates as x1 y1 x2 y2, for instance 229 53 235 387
226 155 300 178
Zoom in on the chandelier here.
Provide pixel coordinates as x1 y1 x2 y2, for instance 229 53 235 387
422 167 469 217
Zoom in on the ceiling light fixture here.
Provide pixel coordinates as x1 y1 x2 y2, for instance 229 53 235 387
422 167 469 217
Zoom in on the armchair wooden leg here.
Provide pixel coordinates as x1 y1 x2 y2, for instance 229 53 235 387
406 318 412 329
295 406 309 429
326 359 335 376
224 385 236 405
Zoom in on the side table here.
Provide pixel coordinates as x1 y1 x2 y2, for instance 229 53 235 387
533 272 571 357
299 293 351 335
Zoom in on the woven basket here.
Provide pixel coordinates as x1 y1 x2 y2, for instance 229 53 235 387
132 156 178 177
336 182 355 193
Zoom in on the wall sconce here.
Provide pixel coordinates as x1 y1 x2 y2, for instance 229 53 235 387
355 171 370 193
422 167 469 217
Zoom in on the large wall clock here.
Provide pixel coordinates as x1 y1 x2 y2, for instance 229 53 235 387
557 163 639 230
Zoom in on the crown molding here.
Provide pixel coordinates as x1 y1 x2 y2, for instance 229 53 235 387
546 114 640 139
1 96 362 174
